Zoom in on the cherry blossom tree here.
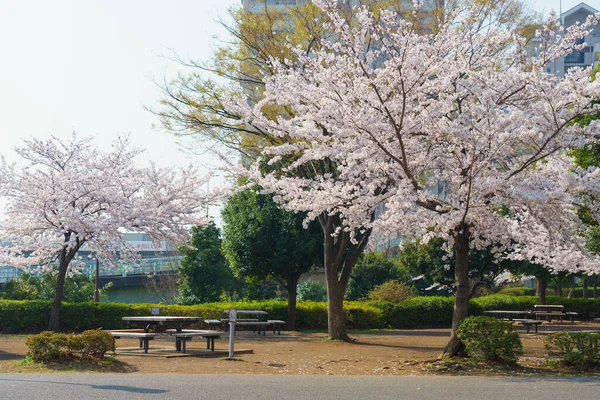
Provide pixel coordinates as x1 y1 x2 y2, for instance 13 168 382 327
228 0 600 355
0 134 216 331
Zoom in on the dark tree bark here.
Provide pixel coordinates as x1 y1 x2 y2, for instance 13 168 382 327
536 277 547 305
48 235 82 331
285 274 300 330
441 224 470 359
583 277 589 299
320 212 371 341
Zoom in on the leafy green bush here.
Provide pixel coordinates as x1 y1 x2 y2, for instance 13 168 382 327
68 329 115 360
369 296 454 329
7 294 600 334
497 286 536 296
368 280 415 303
544 332 600 370
297 281 327 302
26 331 70 363
456 316 522 363
26 329 115 363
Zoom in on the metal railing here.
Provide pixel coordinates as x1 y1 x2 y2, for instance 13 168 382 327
0 256 183 283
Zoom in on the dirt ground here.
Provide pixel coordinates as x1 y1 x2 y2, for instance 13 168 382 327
2 322 600 376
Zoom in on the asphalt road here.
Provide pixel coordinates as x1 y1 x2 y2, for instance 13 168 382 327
1 374 600 400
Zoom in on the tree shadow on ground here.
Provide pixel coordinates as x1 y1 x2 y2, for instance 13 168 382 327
0 377 166 394
0 350 23 361
351 341 442 353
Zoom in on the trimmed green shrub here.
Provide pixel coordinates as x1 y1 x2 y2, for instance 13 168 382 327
544 332 600 370
456 316 522 363
26 331 70 363
68 329 115 360
368 280 415 303
369 296 454 329
7 294 600 334
497 286 536 296
26 329 115 363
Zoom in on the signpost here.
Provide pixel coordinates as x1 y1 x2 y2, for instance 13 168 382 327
228 309 237 359
151 307 160 315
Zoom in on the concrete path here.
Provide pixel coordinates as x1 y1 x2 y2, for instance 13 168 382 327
1 373 599 400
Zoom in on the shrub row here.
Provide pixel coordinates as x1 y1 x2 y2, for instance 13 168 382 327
469 294 600 319
498 286 600 299
26 329 115 363
3 294 600 333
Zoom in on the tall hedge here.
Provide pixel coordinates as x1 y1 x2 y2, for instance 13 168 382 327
2 295 600 333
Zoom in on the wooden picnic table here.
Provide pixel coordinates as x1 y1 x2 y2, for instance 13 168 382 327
483 310 532 320
122 316 201 351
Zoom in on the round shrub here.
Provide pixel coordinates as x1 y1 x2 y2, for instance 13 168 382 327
456 316 522 363
497 286 536 296
544 332 600 370
368 280 415 303
297 281 327 302
70 329 115 360
26 331 70 363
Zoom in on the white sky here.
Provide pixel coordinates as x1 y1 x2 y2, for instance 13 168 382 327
0 0 598 173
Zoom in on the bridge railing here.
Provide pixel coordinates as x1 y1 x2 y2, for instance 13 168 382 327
0 256 183 283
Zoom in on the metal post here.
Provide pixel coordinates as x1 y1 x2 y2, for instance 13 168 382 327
94 258 100 302
228 322 236 359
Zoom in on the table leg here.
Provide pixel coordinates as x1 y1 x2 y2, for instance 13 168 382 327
176 328 182 351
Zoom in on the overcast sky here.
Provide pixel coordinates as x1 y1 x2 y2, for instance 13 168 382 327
0 0 598 175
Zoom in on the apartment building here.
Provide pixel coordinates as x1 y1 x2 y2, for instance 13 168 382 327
545 2 600 77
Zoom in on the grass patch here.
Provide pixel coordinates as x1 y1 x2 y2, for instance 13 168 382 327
219 357 246 362
6 356 135 373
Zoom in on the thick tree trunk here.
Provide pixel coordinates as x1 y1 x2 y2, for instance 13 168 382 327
536 277 547 305
593 276 598 299
441 225 470 359
325 276 348 340
319 212 371 341
285 275 299 331
48 253 70 331
583 277 589 299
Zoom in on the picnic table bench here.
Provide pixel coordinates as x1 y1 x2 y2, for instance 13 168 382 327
512 319 543 333
108 329 158 354
483 310 531 321
166 329 224 352
533 305 578 324
205 319 222 330
268 320 286 335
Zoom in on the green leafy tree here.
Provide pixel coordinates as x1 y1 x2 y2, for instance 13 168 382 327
221 189 322 329
346 252 410 300
297 281 327 302
398 238 510 298
177 223 236 304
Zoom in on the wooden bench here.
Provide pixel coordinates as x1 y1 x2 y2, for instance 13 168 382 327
222 318 260 333
205 319 222 330
534 311 566 323
512 319 542 333
268 320 286 335
166 329 223 353
565 312 579 323
228 321 269 335
108 330 158 354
